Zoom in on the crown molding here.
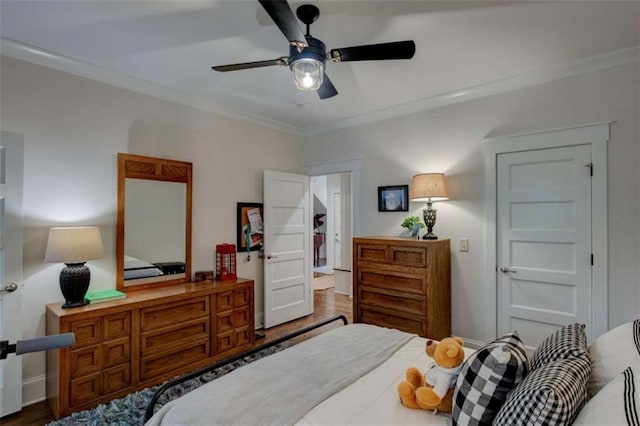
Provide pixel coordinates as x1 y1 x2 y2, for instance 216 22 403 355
0 37 302 136
2 37 637 138
302 45 640 136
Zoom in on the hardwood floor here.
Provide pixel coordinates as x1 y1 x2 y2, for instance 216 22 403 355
1 288 352 425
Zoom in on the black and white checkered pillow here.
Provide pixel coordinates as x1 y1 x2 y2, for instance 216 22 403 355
531 323 588 370
493 354 591 426
452 331 529 425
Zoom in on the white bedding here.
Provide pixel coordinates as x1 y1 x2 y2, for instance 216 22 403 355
298 336 476 426
146 325 475 426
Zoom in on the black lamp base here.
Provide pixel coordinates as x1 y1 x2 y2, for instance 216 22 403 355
422 202 439 241
60 262 91 309
61 300 89 309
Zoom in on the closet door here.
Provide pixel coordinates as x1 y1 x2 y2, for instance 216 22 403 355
497 144 592 350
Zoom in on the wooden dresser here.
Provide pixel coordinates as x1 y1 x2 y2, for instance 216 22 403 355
46 278 254 418
352 237 451 340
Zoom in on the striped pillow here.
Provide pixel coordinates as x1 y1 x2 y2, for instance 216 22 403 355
452 331 529 426
588 319 640 397
573 366 640 426
493 354 591 426
531 323 588 371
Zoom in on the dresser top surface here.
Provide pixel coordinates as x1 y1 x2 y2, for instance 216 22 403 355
46 278 253 317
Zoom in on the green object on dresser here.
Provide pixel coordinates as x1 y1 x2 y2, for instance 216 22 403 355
84 289 126 304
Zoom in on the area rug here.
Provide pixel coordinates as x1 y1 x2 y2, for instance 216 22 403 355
47 343 289 426
313 274 335 290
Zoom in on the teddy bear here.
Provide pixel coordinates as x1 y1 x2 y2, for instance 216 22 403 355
397 336 465 413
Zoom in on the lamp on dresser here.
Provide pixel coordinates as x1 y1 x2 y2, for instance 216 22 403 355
410 173 450 240
45 226 103 308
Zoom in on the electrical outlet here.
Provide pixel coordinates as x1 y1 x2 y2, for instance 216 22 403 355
459 238 469 252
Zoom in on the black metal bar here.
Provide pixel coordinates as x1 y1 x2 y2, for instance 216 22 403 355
144 314 348 421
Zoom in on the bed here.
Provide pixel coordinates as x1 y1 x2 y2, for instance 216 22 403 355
123 255 164 280
145 317 640 426
145 316 475 425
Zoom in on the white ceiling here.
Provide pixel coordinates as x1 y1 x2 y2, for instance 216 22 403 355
1 1 638 134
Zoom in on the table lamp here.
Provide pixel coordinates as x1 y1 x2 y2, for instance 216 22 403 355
410 173 450 240
45 226 104 308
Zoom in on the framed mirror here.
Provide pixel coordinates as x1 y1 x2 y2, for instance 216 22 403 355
116 153 192 291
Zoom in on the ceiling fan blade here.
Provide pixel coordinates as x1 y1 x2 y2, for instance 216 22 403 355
258 0 307 47
329 40 416 62
212 57 287 72
317 74 338 99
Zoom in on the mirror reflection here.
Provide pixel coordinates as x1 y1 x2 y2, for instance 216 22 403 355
123 179 186 286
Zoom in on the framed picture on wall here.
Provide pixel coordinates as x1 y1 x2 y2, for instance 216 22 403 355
236 202 264 252
378 185 409 212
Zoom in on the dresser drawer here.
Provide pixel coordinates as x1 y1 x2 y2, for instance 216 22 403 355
359 307 425 336
356 244 387 263
234 287 250 307
234 307 250 327
70 372 101 406
389 245 427 268
140 341 209 381
69 318 102 348
140 297 209 331
216 291 233 311
103 337 130 368
70 346 102 378
103 364 131 394
216 311 233 333
234 326 252 348
359 287 424 316
103 312 131 340
140 317 209 356
356 242 428 268
215 330 234 354
357 268 425 293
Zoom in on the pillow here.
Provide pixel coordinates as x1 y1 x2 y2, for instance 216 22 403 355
531 323 588 371
493 354 591 426
573 366 640 425
452 331 529 426
588 319 640 398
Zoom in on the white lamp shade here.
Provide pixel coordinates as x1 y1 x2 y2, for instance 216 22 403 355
410 173 450 202
45 227 104 264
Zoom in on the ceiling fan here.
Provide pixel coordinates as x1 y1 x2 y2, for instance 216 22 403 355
212 0 416 100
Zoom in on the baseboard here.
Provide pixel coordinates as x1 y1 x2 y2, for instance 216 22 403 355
22 374 46 407
461 337 486 350
255 312 264 330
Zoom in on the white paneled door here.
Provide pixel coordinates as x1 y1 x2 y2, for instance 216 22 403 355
497 144 592 351
263 171 312 328
0 132 24 417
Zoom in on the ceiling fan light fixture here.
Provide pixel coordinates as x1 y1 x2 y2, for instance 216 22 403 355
291 58 324 91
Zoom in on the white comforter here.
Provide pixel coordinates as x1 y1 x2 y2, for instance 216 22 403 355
298 336 476 426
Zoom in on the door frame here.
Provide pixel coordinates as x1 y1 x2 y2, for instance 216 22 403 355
304 158 361 268
483 122 610 342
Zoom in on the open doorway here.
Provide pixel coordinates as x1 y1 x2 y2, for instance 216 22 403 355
310 172 352 294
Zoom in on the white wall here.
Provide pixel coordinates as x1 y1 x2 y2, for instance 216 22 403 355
0 56 302 403
303 63 640 345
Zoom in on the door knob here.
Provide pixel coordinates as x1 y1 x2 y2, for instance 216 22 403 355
499 267 518 274
0 282 18 293
266 255 279 260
